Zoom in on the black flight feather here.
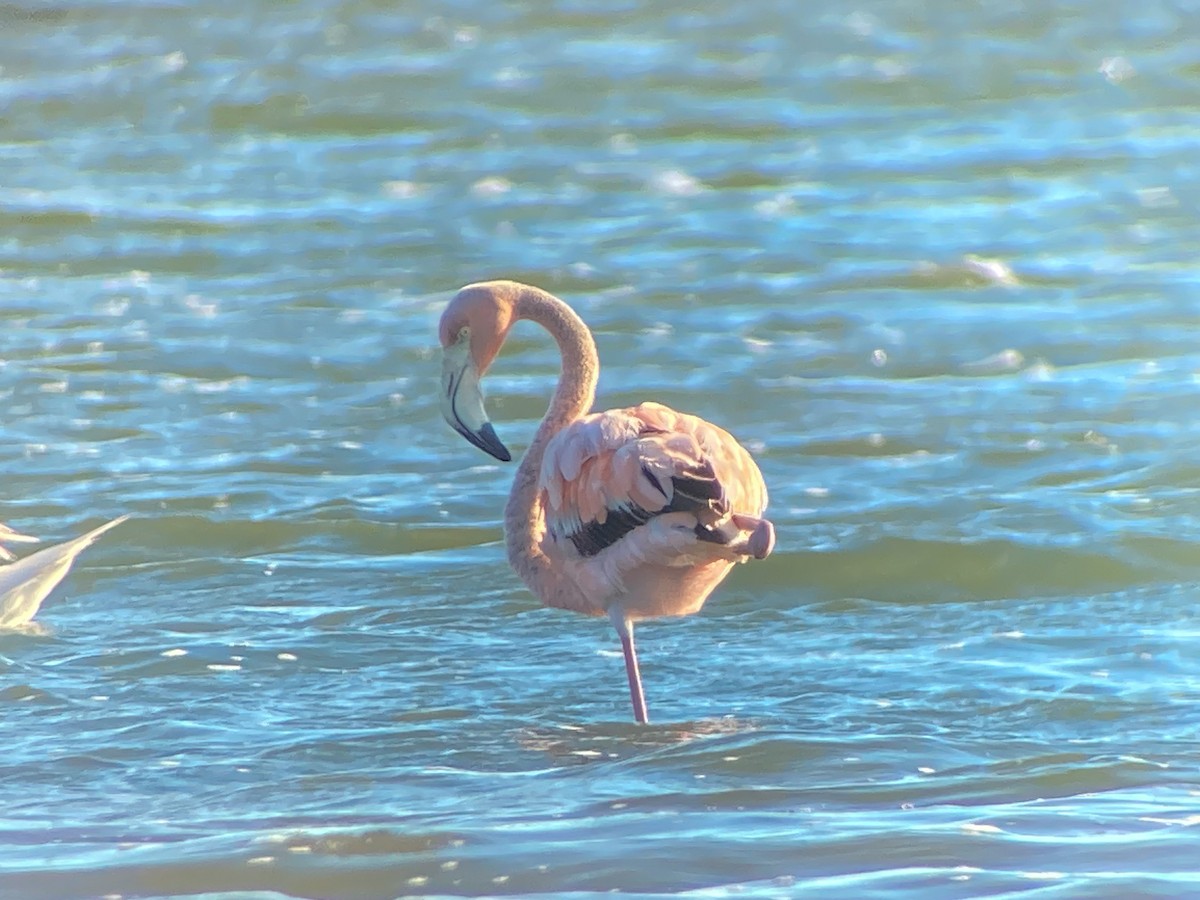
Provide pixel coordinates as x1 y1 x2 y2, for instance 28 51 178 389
568 459 730 558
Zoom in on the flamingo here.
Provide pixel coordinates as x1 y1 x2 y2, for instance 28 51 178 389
438 281 774 723
0 516 130 629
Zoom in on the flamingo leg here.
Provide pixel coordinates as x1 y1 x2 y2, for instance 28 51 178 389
609 607 649 724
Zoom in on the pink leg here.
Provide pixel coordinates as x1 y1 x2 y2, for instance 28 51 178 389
610 608 649 724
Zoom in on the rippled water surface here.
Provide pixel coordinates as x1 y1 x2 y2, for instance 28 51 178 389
3 1 1200 897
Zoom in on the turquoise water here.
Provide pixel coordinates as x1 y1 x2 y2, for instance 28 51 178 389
3 1 1200 897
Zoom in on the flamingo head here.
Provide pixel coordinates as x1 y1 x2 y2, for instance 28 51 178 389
437 282 517 462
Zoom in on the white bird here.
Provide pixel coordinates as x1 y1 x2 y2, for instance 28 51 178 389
0 523 40 562
0 516 130 629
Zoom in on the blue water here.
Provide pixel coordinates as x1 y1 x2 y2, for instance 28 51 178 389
2 1 1200 897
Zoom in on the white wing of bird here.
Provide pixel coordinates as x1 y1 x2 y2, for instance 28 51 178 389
0 523 40 562
0 515 130 629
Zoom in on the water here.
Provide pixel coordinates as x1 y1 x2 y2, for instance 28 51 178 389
2 0 1199 896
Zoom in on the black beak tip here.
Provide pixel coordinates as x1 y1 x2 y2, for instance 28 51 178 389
460 422 508 465
450 416 511 461
478 422 512 461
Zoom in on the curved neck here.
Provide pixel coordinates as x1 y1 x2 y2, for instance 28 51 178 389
503 285 599 578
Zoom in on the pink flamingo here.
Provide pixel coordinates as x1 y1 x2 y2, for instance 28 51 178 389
438 281 774 723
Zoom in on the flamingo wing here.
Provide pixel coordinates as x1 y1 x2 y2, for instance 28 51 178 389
539 402 767 558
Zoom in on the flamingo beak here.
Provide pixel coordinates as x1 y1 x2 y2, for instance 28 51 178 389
440 343 512 462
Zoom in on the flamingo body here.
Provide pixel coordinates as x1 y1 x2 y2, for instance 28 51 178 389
538 401 771 621
438 281 773 722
